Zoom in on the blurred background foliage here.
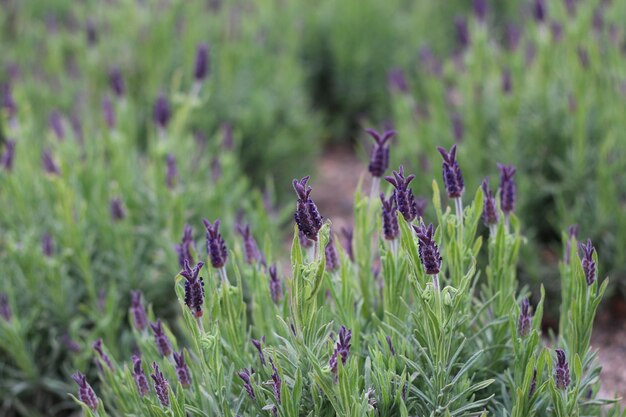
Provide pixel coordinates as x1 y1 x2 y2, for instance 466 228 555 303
1 0 626 415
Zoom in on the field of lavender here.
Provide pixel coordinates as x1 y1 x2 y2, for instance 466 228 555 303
1 0 625 416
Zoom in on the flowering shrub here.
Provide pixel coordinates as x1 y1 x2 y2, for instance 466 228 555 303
73 147 621 417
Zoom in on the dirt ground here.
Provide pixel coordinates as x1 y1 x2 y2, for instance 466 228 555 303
314 145 626 404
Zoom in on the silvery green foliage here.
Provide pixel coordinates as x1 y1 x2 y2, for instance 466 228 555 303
82 169 621 417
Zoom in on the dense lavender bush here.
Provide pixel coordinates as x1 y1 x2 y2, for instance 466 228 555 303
72 151 621 417
387 0 626 300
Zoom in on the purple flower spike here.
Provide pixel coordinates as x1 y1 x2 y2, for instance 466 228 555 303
85 20 98 46
130 291 148 331
71 372 98 411
1 140 15 172
412 223 442 275
564 224 579 264
415 197 427 220
529 368 537 397
505 24 522 51
92 339 113 370
455 16 469 49
380 193 399 241
518 299 532 337
42 149 60 175
340 227 354 262
49 111 65 141
269 265 282 303
270 358 282 405
293 176 323 241
473 0 488 22
102 97 115 129
194 43 210 81
151 363 170 408
388 68 408 93
497 164 517 215
325 233 340 272
173 350 192 388
108 67 125 97
251 337 266 366
42 233 54 257
533 0 546 22
236 223 264 265
384 166 417 222
165 154 177 189
0 293 11 321
329 326 352 378
238 368 256 400
386 335 395 356
502 68 512 94
110 198 126 221
366 128 394 178
153 94 171 130
555 349 571 390
181 260 205 317
437 145 465 199
203 219 228 268
481 177 499 227
132 354 150 396
579 239 596 286
450 113 464 142
175 224 195 268
150 319 172 357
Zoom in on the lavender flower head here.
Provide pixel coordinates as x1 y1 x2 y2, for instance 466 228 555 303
293 176 323 241
416 197 427 220
102 97 116 129
579 239 596 286
455 16 469 50
473 0 488 22
366 129 394 178
497 164 517 215
450 112 464 142
108 67 125 97
564 224 579 264
251 337 266 366
110 197 126 221
0 293 11 321
385 166 417 222
481 177 499 226
85 20 98 46
533 0 546 22
529 368 537 397
49 111 65 141
0 140 15 172
153 94 171 130
554 349 571 390
151 363 170 408
270 358 282 405
150 319 172 357
386 335 396 356
42 233 55 257
165 154 177 189
203 219 228 268
269 264 282 304
130 291 148 331
518 298 532 337
71 372 99 411
42 149 60 175
387 68 408 93
181 260 205 317
194 43 210 81
413 223 442 275
92 339 113 370
325 233 340 272
380 193 399 241
236 223 264 265
437 145 464 199
329 326 352 377
132 354 150 396
175 224 195 268
173 350 192 388
238 368 256 399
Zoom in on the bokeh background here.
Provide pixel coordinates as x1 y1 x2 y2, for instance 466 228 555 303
1 0 625 415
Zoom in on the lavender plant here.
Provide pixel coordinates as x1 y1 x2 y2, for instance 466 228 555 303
71 150 621 417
